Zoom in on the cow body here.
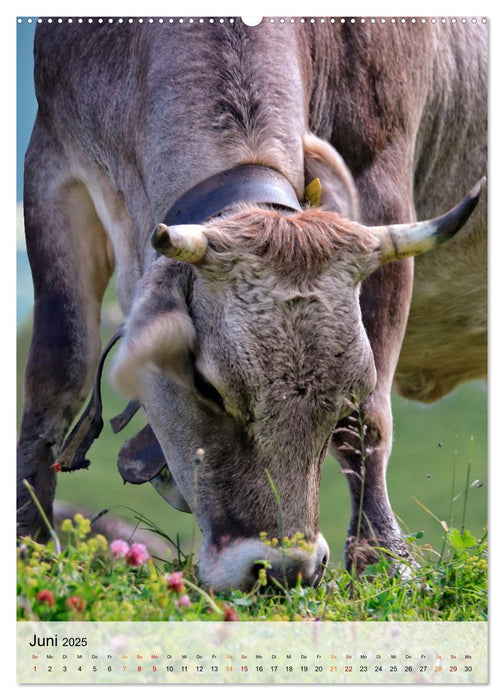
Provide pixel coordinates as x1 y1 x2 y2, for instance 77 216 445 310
18 19 487 590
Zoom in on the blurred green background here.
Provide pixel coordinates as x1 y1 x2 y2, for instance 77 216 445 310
16 18 487 568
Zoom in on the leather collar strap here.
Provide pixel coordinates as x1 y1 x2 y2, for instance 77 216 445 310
163 165 302 225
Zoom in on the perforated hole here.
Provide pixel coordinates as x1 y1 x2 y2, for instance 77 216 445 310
241 16 263 26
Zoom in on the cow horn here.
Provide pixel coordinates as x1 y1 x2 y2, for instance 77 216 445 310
151 223 208 263
372 177 486 263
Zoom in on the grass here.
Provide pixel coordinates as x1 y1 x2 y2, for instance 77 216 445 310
16 508 487 622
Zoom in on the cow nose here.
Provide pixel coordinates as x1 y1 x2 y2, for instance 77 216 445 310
199 532 330 592
255 540 329 589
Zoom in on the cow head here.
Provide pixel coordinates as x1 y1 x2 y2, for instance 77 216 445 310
111 180 483 591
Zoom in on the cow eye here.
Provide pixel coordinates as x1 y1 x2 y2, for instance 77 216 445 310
193 368 226 412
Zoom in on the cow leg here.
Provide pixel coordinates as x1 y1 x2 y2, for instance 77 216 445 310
17 123 114 540
330 170 416 572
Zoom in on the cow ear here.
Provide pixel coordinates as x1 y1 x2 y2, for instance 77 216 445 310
110 261 195 399
303 132 360 220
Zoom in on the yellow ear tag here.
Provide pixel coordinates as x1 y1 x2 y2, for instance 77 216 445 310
304 178 322 207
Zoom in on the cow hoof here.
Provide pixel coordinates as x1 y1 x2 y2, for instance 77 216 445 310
345 534 418 577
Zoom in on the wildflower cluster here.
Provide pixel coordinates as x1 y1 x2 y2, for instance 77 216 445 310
17 515 109 621
110 539 150 567
17 514 201 621
259 530 314 552
166 571 191 608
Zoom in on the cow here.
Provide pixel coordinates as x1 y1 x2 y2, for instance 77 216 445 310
17 17 487 592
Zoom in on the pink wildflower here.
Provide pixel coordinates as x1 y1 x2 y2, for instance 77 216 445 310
110 539 130 558
166 571 185 593
36 589 54 606
66 596 86 612
223 603 239 621
125 543 149 567
175 594 191 608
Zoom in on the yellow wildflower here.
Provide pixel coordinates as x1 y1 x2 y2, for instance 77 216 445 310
257 568 268 587
61 519 74 533
94 534 108 550
74 514 91 537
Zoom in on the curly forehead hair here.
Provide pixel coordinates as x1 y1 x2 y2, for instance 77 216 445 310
203 206 379 277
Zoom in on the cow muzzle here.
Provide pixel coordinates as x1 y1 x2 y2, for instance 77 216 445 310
198 532 330 592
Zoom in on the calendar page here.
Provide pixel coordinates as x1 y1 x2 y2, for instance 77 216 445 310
15 13 488 686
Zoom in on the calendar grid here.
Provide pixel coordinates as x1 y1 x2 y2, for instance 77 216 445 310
17 621 487 684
